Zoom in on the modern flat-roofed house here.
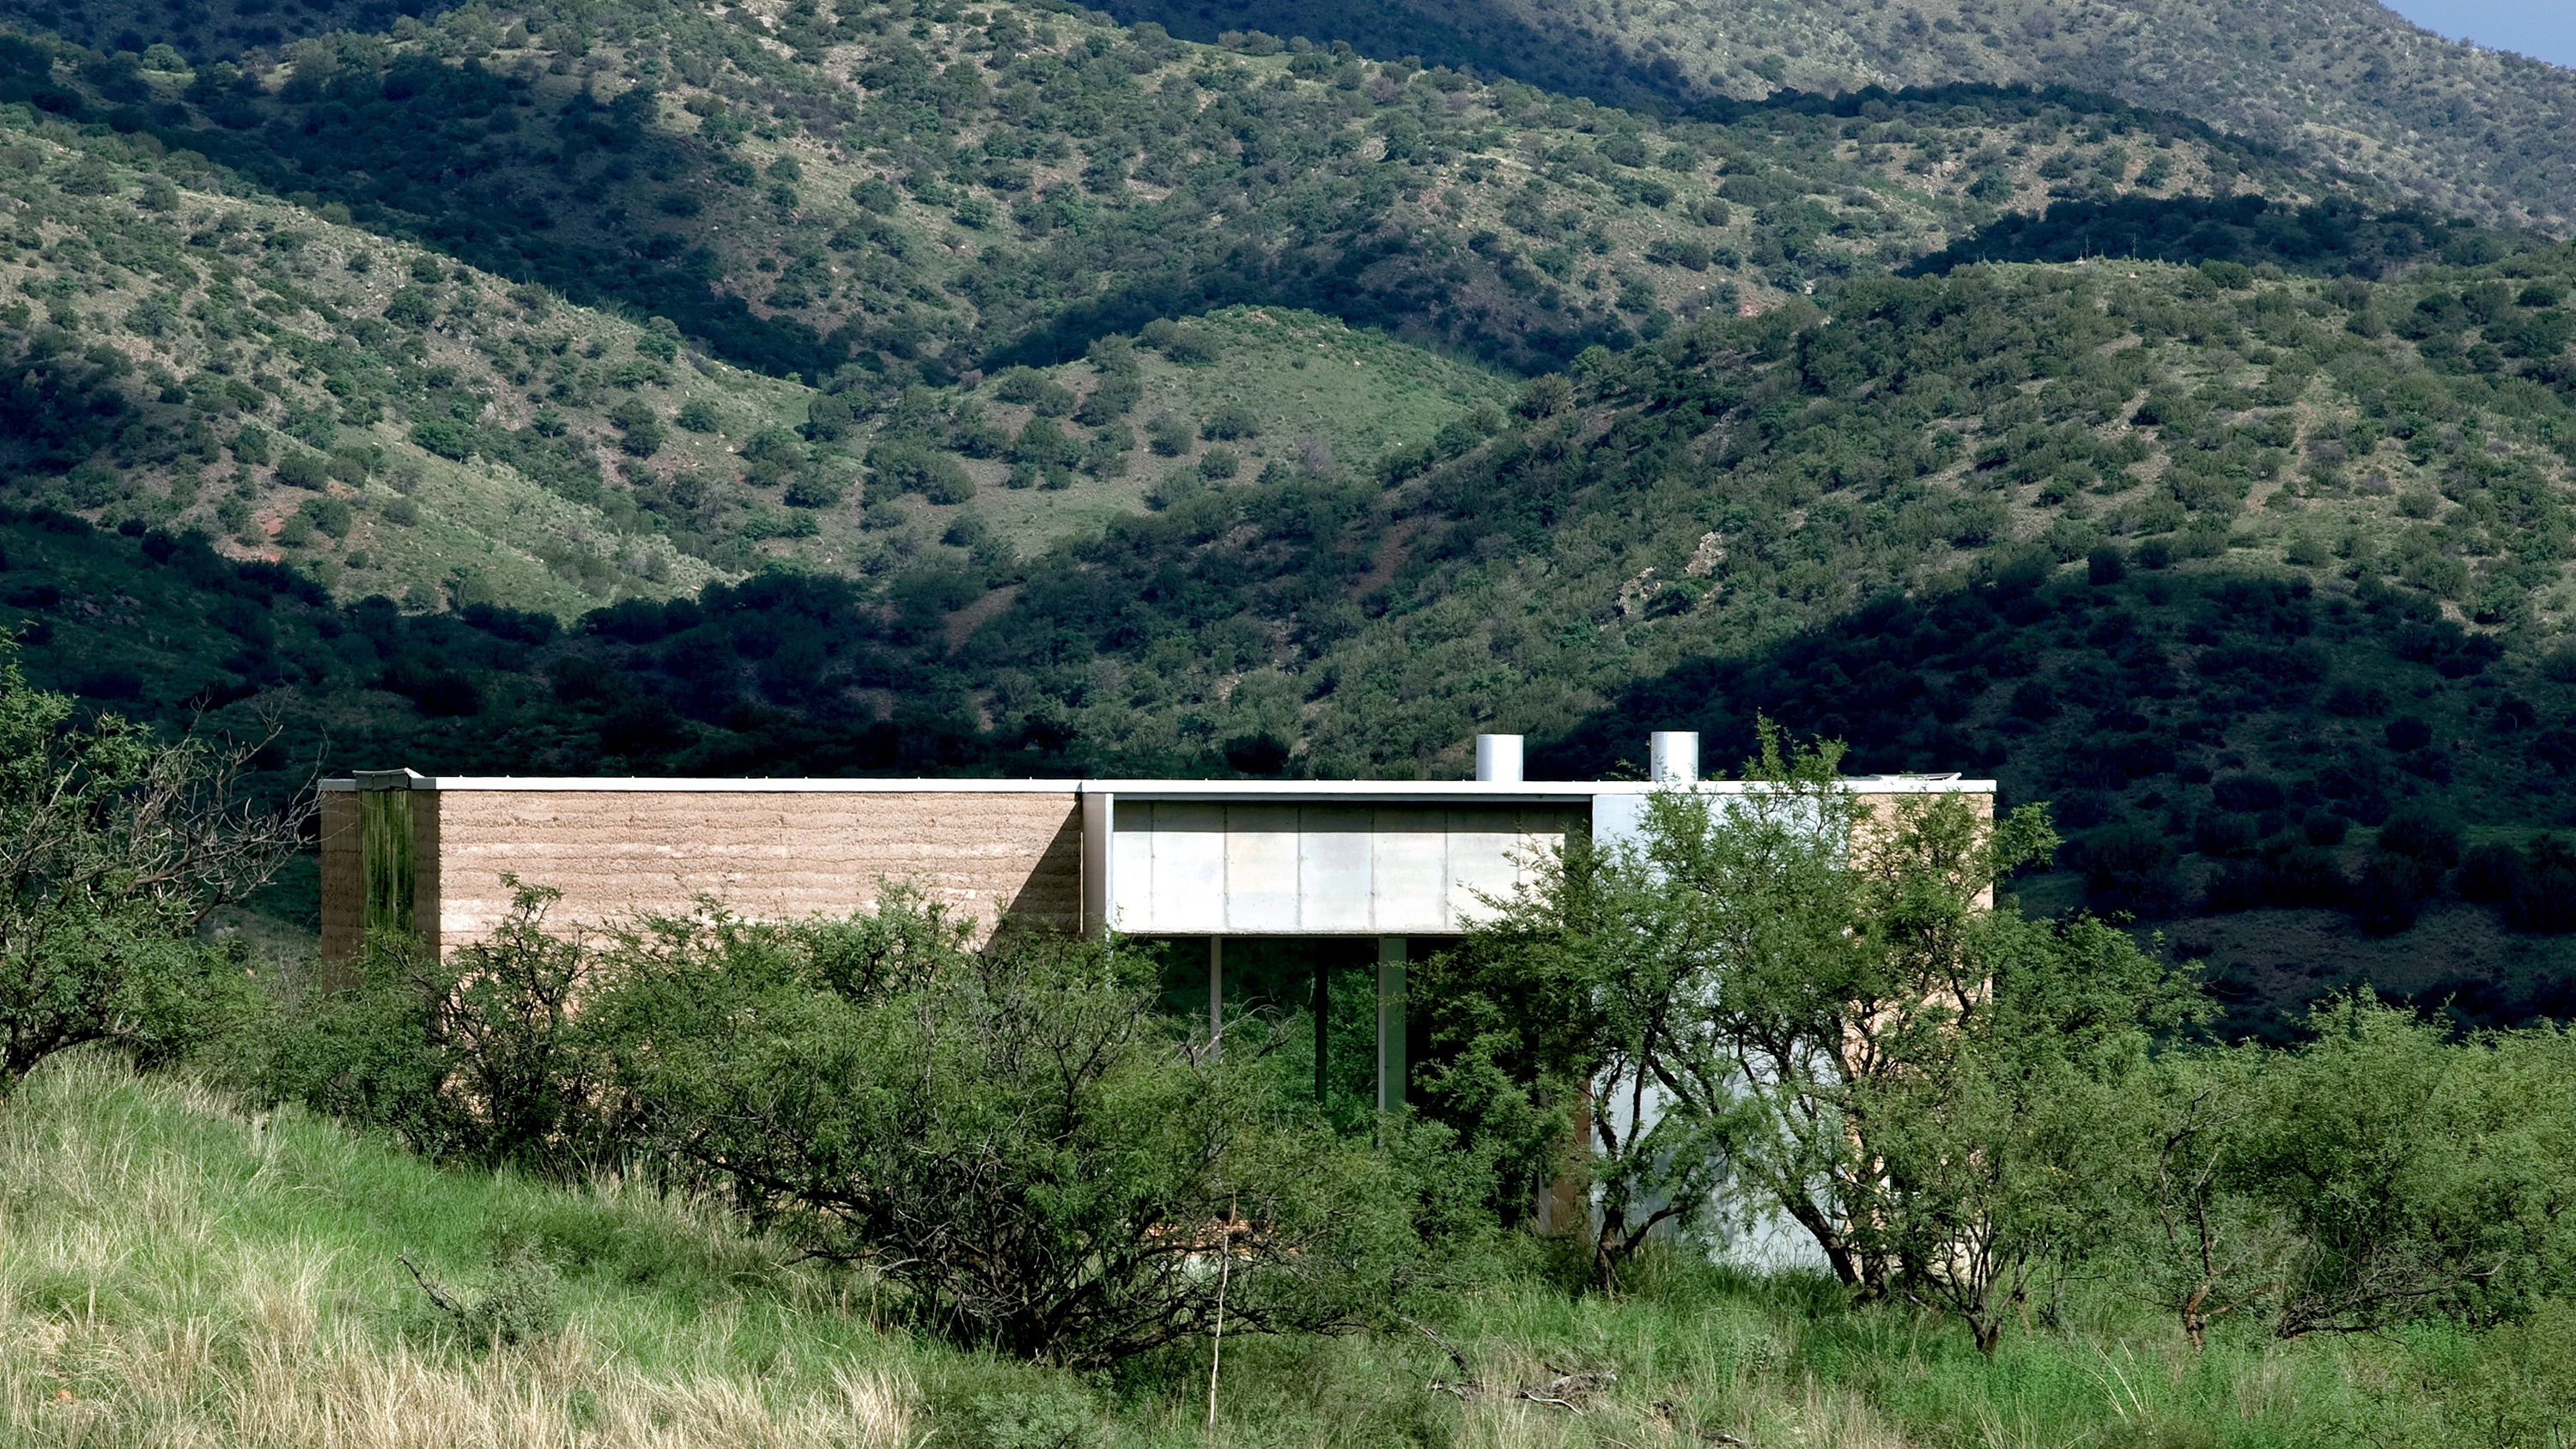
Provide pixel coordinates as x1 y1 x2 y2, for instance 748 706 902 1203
319 731 1992 1119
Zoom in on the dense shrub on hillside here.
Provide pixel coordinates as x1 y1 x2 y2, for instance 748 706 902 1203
1908 196 2505 279
251 882 616 1172
596 892 1448 1365
0 646 302 1092
246 880 1465 1364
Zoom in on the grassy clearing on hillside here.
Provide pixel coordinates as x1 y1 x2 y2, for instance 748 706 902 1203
866 305 1517 554
8 1053 2576 1447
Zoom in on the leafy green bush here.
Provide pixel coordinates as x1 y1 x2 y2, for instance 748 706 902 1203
610 400 665 457
299 496 354 538
252 882 614 1173
2378 807 2464 866
805 392 854 441
410 418 477 461
782 471 847 509
2351 855 2435 936
0 646 300 1094
1073 373 1139 426
274 450 331 490
382 287 437 327
328 446 380 485
1645 235 1710 270
1162 328 1220 365
2217 996 2576 1337
1012 418 1072 468
598 892 1429 1366
989 367 1048 404
1200 403 1260 440
2460 840 2521 903
1144 411 1191 457
868 441 975 505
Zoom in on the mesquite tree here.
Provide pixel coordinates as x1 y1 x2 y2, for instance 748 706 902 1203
1463 722 2193 1351
0 644 306 1092
597 889 1433 1367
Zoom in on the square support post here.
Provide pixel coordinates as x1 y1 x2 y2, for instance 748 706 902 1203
1376 937 1406 1114
1080 789 1114 938
1314 957 1328 1103
1208 937 1224 1056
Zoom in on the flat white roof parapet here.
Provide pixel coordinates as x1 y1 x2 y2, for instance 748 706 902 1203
319 775 1996 797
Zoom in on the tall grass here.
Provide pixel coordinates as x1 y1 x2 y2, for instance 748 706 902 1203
2 1054 2571 1447
0 1054 925 1448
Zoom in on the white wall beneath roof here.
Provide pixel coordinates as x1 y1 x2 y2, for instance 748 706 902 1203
1109 801 1579 935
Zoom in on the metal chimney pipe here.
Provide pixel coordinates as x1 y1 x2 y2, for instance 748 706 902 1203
1649 731 1699 785
1475 733 1524 783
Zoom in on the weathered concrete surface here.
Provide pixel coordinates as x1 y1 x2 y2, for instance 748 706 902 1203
317 789 360 968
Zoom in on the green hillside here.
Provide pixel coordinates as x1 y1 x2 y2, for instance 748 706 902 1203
1096 0 2576 234
0 60 1525 618
18 2 2576 1438
0 5 2366 381
0 102 775 611
0 0 2567 1027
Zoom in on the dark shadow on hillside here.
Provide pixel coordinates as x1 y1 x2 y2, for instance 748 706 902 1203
1528 558 2576 1034
1084 0 1699 113
0 31 841 379
1905 194 2536 280
3 24 1668 383
0 0 443 64
1683 81 2277 155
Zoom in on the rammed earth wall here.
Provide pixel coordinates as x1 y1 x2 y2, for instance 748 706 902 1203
321 784 1085 958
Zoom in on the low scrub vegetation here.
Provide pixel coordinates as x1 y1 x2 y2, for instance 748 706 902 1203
7 657 2576 1440
0 737 2565 1442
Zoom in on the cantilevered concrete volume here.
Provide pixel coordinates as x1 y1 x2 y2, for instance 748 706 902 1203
319 732 1990 1113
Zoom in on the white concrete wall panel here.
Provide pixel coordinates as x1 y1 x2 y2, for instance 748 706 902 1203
1297 812 1375 932
1110 803 1575 936
1369 809 1450 934
1132 801 1224 933
1225 805 1303 933
1445 811 1531 925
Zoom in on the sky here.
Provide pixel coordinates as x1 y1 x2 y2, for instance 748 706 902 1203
2381 2 2576 68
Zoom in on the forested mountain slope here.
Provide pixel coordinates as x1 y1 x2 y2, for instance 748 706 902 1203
1097 0 2576 235
0 7 2399 630
0 3 2367 384
0 1 2573 1022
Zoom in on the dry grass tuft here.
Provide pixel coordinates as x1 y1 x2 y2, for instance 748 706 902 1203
0 1056 922 1448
